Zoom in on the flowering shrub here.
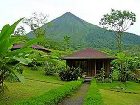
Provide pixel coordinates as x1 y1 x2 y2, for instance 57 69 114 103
59 67 82 81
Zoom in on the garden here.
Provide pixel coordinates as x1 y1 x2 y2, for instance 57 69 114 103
0 9 140 105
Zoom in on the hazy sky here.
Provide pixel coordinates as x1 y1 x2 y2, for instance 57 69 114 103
0 0 140 35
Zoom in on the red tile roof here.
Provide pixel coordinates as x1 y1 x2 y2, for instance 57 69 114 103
62 48 115 59
12 44 51 53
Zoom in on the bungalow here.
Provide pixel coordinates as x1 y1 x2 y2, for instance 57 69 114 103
11 44 51 53
62 48 115 77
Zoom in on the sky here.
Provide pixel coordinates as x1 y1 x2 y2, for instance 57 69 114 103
0 0 140 35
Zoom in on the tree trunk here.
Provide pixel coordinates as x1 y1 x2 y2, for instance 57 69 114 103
116 31 123 52
119 64 127 82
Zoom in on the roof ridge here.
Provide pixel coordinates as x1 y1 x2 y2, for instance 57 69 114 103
62 48 115 60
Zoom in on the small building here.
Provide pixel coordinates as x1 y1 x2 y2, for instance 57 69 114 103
62 48 115 77
11 44 51 53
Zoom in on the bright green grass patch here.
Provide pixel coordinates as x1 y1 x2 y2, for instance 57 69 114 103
97 81 140 105
15 81 82 105
97 81 140 93
0 80 60 105
100 89 140 105
23 68 65 84
83 79 104 105
0 69 65 105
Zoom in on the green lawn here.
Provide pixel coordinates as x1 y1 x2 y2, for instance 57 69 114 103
23 68 65 84
1 69 140 105
0 68 65 105
97 81 140 105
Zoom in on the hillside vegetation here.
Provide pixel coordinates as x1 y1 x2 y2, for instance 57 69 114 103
28 12 140 50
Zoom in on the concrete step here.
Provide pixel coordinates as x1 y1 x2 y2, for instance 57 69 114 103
85 77 92 79
84 77 92 82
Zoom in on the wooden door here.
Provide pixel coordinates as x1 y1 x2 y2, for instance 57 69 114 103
86 60 95 77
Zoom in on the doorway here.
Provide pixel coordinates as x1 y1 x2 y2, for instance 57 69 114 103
96 60 103 74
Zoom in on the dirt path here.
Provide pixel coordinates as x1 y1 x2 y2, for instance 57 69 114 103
58 83 90 105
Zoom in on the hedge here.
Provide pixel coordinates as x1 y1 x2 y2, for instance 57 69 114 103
83 79 104 105
15 81 82 105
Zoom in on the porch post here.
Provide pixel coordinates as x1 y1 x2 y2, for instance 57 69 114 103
103 60 105 69
66 60 68 68
95 60 96 76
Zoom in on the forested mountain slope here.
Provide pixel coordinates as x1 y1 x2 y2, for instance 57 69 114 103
28 12 140 49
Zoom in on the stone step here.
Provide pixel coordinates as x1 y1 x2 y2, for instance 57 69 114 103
85 77 92 79
84 77 92 82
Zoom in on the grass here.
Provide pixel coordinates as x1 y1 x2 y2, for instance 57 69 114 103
1 67 140 105
100 89 140 105
0 68 65 105
83 79 104 105
97 81 140 105
15 81 82 105
23 68 65 84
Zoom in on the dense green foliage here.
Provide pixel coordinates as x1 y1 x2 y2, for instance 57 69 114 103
0 18 44 92
59 67 82 81
43 50 68 75
95 68 106 82
44 62 56 75
15 81 82 105
0 19 23 90
84 79 104 105
28 12 140 50
23 47 68 75
112 52 140 82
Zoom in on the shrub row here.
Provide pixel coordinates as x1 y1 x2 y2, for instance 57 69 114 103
15 81 82 105
83 79 104 105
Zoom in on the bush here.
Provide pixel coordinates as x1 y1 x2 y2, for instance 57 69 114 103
111 52 140 82
15 81 82 105
128 72 140 83
83 79 104 105
28 59 40 71
104 78 112 83
30 65 38 71
96 68 113 83
95 68 105 82
112 69 119 81
59 67 82 81
44 57 66 75
44 62 56 75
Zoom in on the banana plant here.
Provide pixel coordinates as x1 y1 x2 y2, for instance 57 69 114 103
0 19 42 90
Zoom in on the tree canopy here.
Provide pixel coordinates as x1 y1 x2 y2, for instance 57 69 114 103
99 9 136 51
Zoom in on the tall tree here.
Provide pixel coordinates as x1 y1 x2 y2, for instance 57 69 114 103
14 26 26 36
23 12 48 39
99 9 136 51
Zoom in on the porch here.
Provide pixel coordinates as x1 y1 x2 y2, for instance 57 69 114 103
66 59 111 77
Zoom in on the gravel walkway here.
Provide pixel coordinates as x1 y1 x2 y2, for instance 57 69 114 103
58 83 90 105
